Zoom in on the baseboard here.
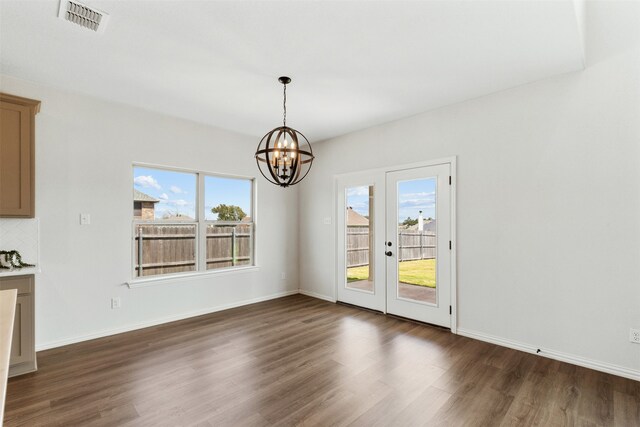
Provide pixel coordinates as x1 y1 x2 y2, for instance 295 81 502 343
457 327 640 382
36 289 299 351
298 289 336 303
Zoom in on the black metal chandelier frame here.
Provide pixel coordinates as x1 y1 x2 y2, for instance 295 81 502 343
255 77 314 188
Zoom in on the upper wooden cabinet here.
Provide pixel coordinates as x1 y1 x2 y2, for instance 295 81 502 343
0 93 40 217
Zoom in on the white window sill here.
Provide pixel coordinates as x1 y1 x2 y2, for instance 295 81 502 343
126 266 260 289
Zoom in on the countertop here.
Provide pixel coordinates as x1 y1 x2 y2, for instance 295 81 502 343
0 267 39 278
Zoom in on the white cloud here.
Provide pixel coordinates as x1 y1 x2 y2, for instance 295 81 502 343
401 191 435 199
399 191 435 209
170 185 185 194
158 193 169 200
400 199 435 209
134 175 161 190
346 186 369 197
167 199 189 207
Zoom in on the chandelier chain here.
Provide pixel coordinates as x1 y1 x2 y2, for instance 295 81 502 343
283 83 287 126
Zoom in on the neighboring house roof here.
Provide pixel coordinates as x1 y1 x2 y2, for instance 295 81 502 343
134 189 159 203
347 207 369 226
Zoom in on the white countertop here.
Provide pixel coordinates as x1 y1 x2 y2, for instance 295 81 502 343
0 289 17 423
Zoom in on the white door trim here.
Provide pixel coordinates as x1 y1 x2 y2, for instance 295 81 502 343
333 156 457 333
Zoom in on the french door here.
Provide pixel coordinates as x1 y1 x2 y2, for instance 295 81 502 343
336 171 386 311
336 162 453 328
385 164 451 326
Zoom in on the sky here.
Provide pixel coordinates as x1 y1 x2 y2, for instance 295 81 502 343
133 167 251 220
346 177 436 222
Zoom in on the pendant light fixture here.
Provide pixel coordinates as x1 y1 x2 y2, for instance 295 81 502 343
255 76 314 188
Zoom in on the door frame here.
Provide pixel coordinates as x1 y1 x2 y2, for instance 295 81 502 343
334 156 457 333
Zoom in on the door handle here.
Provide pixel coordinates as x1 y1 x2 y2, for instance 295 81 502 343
385 251 393 257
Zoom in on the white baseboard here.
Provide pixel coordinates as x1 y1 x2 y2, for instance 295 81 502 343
298 289 336 303
36 290 299 351
457 327 640 382
37 292 638 382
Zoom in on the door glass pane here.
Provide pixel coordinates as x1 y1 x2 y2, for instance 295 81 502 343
397 178 436 304
345 185 374 292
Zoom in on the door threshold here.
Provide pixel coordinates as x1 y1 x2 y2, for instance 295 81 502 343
337 301 451 332
386 313 451 331
336 301 384 315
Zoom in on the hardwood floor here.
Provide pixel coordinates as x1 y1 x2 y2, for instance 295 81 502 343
4 294 639 426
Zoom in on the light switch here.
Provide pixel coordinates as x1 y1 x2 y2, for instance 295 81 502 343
323 217 332 225
80 213 91 225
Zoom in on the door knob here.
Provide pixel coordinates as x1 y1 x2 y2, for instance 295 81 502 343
385 251 393 257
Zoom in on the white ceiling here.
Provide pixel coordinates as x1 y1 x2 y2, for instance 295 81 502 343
0 1 585 142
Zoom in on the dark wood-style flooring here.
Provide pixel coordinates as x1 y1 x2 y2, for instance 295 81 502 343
4 294 640 426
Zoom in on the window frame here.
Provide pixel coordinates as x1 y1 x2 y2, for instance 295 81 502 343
130 163 257 285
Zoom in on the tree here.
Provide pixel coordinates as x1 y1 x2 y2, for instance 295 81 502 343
402 217 418 226
212 204 246 221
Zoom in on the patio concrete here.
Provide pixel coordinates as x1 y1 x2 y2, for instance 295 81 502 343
346 280 436 304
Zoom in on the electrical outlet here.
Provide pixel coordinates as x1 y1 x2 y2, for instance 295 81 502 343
630 328 640 344
323 217 332 225
80 213 91 225
111 297 121 309
281 272 286 280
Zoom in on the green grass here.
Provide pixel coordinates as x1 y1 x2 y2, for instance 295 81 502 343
347 259 436 288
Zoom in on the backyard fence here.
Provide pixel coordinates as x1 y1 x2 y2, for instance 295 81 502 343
347 226 435 268
134 223 253 277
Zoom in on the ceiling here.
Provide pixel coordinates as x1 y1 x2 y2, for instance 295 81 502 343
0 1 585 142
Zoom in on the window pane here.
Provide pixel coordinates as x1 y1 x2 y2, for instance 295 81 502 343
134 223 197 277
397 177 437 304
205 176 252 221
205 176 253 270
206 224 253 270
133 167 197 221
346 185 374 292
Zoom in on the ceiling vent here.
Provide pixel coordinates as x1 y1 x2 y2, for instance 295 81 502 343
58 0 109 33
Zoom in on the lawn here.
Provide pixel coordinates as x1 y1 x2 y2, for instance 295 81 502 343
347 259 436 288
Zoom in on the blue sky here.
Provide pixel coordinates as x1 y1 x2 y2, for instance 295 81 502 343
346 186 371 217
397 178 436 221
204 176 251 220
346 178 436 222
133 167 251 220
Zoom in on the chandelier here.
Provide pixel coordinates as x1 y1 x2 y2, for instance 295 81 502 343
255 77 314 187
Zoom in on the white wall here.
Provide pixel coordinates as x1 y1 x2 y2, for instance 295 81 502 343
299 1 640 377
0 75 299 350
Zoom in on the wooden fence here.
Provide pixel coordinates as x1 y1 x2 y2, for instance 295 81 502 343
347 226 435 268
134 223 253 277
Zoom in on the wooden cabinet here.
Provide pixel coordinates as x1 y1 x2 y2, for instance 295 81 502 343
0 93 40 218
0 275 36 377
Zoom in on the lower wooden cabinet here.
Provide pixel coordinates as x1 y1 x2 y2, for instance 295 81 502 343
0 274 36 376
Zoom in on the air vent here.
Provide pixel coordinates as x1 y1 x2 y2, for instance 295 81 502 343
58 0 109 33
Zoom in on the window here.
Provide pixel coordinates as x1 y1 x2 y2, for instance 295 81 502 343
204 176 254 270
132 165 255 278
